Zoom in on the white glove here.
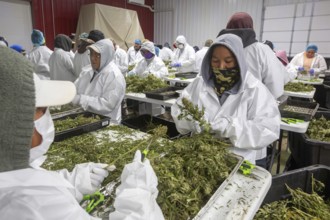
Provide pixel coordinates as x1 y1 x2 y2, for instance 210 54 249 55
109 150 164 220
210 117 229 134
71 94 81 105
57 162 109 202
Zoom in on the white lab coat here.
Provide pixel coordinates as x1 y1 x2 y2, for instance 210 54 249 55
159 47 173 62
49 48 76 82
73 50 90 78
171 34 280 163
130 56 168 79
172 74 280 163
172 44 196 73
74 64 126 124
290 52 327 74
0 168 99 220
195 46 209 73
285 63 298 82
244 42 286 99
27 46 53 80
113 46 128 75
127 46 143 65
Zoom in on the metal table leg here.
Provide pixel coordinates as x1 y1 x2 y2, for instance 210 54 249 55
276 130 284 174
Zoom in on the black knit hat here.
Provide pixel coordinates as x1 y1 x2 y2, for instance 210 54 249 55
0 47 35 172
88 30 105 43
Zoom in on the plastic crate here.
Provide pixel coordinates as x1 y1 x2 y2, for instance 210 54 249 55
287 111 330 168
54 111 110 142
121 114 182 139
175 72 198 79
262 165 330 204
279 98 319 121
145 86 181 100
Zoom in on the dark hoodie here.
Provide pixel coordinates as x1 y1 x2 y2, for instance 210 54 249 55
54 34 72 52
217 12 257 48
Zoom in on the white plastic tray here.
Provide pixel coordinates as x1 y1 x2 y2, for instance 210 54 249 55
193 166 272 220
283 88 315 99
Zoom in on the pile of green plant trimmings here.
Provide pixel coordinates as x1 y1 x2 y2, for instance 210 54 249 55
306 115 330 142
43 98 238 219
254 177 330 220
126 75 168 93
50 103 80 114
54 114 101 132
284 82 314 92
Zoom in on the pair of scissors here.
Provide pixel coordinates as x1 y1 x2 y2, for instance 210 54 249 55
239 160 256 176
141 139 152 162
281 117 304 124
81 191 105 213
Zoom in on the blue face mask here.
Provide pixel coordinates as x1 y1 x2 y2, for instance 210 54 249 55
143 51 154 60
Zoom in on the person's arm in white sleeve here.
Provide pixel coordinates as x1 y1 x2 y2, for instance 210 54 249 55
117 52 128 74
171 79 204 134
181 47 196 68
210 84 281 149
61 51 75 77
109 150 165 220
56 162 109 202
312 54 327 74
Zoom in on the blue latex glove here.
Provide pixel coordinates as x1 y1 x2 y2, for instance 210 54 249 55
171 62 182 68
309 69 315 75
297 66 304 72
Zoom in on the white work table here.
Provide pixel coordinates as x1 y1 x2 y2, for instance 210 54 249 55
292 78 324 85
163 76 196 84
283 88 316 99
125 92 177 107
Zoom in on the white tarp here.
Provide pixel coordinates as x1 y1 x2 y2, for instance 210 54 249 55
75 3 145 51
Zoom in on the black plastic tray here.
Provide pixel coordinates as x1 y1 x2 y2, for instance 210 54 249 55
287 111 330 168
175 72 198 79
54 111 110 142
121 114 182 139
279 98 319 121
262 165 330 205
145 86 181 100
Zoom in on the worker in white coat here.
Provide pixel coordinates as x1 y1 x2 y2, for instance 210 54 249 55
290 44 327 77
218 12 286 100
195 39 213 73
112 39 128 76
127 39 143 65
159 42 174 62
72 39 126 124
73 33 94 78
0 46 164 220
49 34 76 82
171 34 280 164
128 40 168 78
171 35 196 73
27 29 53 80
276 50 297 82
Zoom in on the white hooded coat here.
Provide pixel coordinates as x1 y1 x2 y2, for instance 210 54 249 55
129 41 168 78
127 46 143 65
27 46 53 80
172 35 196 73
73 50 90 77
159 47 174 62
171 34 280 163
290 52 327 74
195 46 210 73
73 39 126 124
113 45 128 75
49 48 75 82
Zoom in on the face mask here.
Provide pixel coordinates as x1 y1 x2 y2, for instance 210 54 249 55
178 44 184 49
30 108 55 166
143 51 154 60
212 67 240 96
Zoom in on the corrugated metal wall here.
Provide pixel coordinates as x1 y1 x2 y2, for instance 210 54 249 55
153 0 264 48
31 0 154 49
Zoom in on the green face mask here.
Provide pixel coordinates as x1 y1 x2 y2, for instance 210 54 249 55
212 67 240 96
